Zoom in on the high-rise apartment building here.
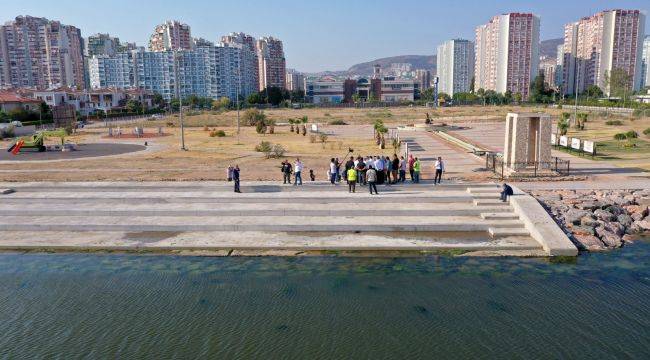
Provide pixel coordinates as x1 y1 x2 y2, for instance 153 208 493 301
437 39 475 95
285 70 305 92
641 35 650 89
0 16 86 89
149 21 192 52
561 9 646 95
414 69 431 91
257 37 286 90
88 53 134 89
474 13 540 99
221 32 259 90
85 33 121 57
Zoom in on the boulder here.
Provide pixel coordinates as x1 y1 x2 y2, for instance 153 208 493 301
605 205 625 216
594 209 616 222
573 234 606 252
576 201 602 211
635 219 650 231
596 228 623 248
571 225 595 236
617 214 633 227
580 216 598 227
565 209 591 225
603 222 625 236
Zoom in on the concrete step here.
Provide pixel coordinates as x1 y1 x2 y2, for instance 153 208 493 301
467 187 500 194
470 193 501 199
480 213 519 220
488 228 529 238
474 199 506 206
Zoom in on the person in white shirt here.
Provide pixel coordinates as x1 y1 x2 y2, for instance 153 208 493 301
329 158 337 185
374 157 384 184
294 158 303 185
434 157 445 185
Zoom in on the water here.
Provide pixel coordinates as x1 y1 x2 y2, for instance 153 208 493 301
1 244 649 359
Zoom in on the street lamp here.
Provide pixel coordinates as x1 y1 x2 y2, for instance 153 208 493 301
236 51 241 144
174 49 187 151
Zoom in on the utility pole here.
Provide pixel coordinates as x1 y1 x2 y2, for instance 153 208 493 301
174 50 187 151
573 59 579 127
236 52 241 144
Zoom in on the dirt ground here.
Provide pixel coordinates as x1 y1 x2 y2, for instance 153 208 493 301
1 105 647 181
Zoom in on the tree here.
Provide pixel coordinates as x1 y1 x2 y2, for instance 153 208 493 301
420 88 435 102
575 113 588 130
243 108 266 126
583 85 603 99
529 74 554 103
247 93 263 105
152 93 166 108
126 100 143 113
438 92 451 104
212 97 230 110
605 68 632 100
290 90 305 103
264 87 284 106
351 93 361 104
558 118 570 136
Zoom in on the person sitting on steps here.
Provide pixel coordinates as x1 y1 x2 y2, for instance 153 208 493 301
500 183 514 202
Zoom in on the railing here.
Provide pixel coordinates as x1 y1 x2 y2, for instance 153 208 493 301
485 153 570 179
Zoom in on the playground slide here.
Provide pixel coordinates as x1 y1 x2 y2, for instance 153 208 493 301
10 140 24 155
7 143 16 152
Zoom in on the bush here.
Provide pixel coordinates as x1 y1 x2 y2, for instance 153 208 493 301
613 133 627 141
209 129 226 137
255 121 267 134
244 108 266 126
271 144 285 158
319 133 328 143
0 125 15 138
625 130 638 139
255 141 272 157
309 135 316 143
643 128 650 137
328 119 347 125
605 120 623 126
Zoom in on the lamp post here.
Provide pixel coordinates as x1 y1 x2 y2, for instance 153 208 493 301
174 49 187 151
236 51 241 144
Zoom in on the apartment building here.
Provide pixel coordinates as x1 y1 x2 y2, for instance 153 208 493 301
436 39 475 95
286 70 305 92
88 53 134 89
221 32 259 90
474 13 540 99
414 69 431 91
85 33 121 57
641 35 650 89
149 21 193 52
380 77 415 102
0 16 86 90
257 37 286 90
561 9 646 95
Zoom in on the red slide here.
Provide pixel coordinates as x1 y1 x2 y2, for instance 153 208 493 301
10 140 24 155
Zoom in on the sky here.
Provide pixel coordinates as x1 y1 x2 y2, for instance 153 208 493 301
1 0 649 72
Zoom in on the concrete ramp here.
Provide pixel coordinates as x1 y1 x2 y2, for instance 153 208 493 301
0 181 576 256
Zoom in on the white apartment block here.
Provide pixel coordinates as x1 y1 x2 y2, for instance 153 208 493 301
562 9 646 95
641 35 650 89
88 53 134 89
436 39 475 95
475 13 540 100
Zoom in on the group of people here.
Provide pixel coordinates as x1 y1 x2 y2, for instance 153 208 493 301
227 154 447 194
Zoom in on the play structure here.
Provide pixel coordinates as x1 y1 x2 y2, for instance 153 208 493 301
104 126 168 139
7 129 68 154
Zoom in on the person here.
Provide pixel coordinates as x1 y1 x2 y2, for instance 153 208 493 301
309 169 316 181
391 154 399 184
500 183 514 202
434 157 445 185
366 165 378 195
281 160 292 184
413 157 421 183
329 158 337 185
294 158 303 185
385 156 392 185
227 165 234 182
233 165 241 193
374 156 384 185
408 155 415 181
345 156 355 183
356 157 366 185
399 156 407 183
335 158 342 182
347 166 357 193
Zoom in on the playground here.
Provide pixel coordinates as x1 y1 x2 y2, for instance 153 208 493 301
0 143 147 161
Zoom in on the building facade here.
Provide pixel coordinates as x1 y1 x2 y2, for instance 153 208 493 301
0 16 86 90
414 69 431 91
561 9 646 95
149 21 192 52
257 37 286 90
437 39 475 96
474 13 540 99
85 33 121 57
285 70 305 91
221 32 259 90
88 53 134 89
641 35 650 89
305 79 344 104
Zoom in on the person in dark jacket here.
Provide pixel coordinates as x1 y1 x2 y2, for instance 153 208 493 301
500 183 513 202
281 160 292 184
233 165 241 193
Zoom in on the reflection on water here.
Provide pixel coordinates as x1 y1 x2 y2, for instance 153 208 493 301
1 241 649 358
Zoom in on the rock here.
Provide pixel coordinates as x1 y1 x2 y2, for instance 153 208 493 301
571 225 595 236
565 209 591 225
603 222 625 236
580 216 598 227
626 223 643 235
622 234 636 243
635 219 650 231
617 214 633 227
577 201 602 211
632 212 645 221
596 229 623 248
594 209 616 222
573 234 606 251
605 205 625 216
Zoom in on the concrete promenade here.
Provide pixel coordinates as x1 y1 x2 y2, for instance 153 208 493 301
0 181 576 256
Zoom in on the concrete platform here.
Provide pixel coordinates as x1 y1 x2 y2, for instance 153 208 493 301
0 181 577 256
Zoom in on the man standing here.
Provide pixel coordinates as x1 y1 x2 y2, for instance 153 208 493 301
434 157 445 185
347 166 357 193
366 165 378 195
399 156 406 183
408 155 415 181
227 165 234 182
356 156 366 186
282 160 292 185
391 155 399 184
413 157 421 183
233 165 241 193
329 158 337 185
345 156 355 183
294 158 303 186
374 156 384 185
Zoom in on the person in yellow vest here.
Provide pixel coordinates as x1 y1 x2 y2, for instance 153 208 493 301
413 157 421 183
347 167 357 193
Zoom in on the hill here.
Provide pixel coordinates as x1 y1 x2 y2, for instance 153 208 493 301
540 38 563 59
347 55 436 76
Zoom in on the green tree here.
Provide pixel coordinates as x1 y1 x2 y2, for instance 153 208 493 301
605 68 632 100
247 93 263 105
152 93 166 108
583 85 603 99
126 100 143 113
243 108 266 126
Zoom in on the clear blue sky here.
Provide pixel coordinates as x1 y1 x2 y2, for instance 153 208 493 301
2 0 648 72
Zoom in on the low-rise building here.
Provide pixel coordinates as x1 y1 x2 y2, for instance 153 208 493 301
305 79 344 104
0 91 41 112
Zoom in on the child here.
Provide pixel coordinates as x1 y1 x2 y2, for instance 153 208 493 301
309 169 316 181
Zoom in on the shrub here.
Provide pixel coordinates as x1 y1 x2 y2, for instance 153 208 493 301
271 144 286 158
244 108 266 126
210 129 226 137
605 120 623 126
319 133 328 143
324 113 331 117
643 128 650 137
328 119 348 125
255 121 267 134
625 130 638 139
613 133 627 141
309 135 316 143
254 141 272 157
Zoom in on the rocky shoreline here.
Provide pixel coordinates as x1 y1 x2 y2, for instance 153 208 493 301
530 189 650 252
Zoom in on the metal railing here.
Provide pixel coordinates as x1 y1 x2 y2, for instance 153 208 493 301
485 153 570 179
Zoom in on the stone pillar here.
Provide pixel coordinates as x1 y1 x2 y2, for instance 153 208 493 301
503 113 551 172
